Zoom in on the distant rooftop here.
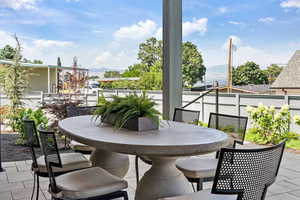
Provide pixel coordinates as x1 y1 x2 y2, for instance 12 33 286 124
271 50 300 89
98 77 140 82
0 59 88 71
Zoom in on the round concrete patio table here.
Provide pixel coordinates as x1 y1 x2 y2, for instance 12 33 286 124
58 115 229 200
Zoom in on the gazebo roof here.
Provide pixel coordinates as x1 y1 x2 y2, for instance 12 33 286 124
271 50 300 89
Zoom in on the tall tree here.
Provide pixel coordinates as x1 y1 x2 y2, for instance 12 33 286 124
57 57 62 66
182 42 206 87
0 35 29 130
264 64 283 84
0 45 17 60
122 63 148 77
137 37 206 88
33 59 43 64
233 61 268 85
138 37 162 71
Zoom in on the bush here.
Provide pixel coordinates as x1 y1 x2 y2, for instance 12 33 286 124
247 104 291 144
14 108 48 145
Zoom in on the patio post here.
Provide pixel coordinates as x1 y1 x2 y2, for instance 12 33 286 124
162 0 183 119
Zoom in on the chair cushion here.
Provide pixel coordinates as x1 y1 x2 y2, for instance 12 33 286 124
176 157 218 179
55 167 128 199
158 189 237 200
70 140 94 152
36 153 91 173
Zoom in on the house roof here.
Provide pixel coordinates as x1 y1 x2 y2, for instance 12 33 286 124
234 84 271 93
98 77 140 82
271 50 300 89
0 60 88 71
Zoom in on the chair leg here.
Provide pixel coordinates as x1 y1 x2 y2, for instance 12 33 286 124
31 173 36 200
191 182 196 192
64 137 67 149
135 156 140 186
197 178 203 191
123 191 129 200
36 175 40 200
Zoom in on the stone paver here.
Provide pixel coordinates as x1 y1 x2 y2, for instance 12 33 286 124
0 148 299 200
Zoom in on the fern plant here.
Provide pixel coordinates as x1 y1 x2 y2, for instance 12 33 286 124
94 92 161 129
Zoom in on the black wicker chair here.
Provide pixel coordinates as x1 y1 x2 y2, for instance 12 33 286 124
134 108 200 185
65 106 99 153
23 119 91 200
37 125 128 200
160 141 286 200
176 113 248 191
173 108 200 125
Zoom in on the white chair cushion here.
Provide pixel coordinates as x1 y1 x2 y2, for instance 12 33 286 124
36 153 91 173
158 189 237 200
69 140 94 152
55 167 128 199
176 157 218 179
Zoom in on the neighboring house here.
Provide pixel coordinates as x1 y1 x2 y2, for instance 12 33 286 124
271 50 300 95
217 85 272 94
0 60 88 93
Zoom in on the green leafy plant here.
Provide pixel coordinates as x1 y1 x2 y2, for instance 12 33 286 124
14 108 48 145
247 104 291 144
94 92 161 129
0 35 30 131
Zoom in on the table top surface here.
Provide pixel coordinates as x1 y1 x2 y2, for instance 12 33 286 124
58 115 229 156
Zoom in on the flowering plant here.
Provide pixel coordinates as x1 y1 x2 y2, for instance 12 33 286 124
247 104 291 144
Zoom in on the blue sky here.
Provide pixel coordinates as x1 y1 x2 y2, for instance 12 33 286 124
0 0 300 70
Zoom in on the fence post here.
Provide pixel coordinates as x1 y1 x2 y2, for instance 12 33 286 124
236 94 240 116
285 95 290 131
0 88 3 172
200 92 204 122
40 91 44 105
85 93 88 106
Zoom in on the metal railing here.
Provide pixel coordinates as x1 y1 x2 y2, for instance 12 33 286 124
182 81 220 114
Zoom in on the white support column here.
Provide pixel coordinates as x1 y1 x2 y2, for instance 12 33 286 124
47 67 51 93
162 0 183 119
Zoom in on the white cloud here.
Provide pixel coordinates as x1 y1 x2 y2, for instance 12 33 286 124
183 18 208 37
218 7 228 14
95 51 136 67
228 21 243 25
33 40 75 48
280 0 300 8
65 0 80 2
258 17 275 24
114 20 157 41
222 35 242 50
0 0 38 10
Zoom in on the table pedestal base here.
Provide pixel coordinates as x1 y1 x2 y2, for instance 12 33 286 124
135 156 192 200
90 148 129 178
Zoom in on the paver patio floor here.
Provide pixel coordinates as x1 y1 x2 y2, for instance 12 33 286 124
0 144 300 200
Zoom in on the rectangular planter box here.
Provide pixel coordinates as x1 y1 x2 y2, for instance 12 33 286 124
101 114 159 131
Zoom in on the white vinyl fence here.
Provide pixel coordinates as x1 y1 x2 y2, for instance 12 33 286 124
1 90 300 132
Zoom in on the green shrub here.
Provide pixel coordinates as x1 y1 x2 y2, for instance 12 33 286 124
246 128 300 149
247 104 291 144
14 108 48 145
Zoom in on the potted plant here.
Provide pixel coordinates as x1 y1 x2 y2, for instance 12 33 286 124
94 92 161 131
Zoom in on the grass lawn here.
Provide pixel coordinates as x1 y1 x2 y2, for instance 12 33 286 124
245 130 300 150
